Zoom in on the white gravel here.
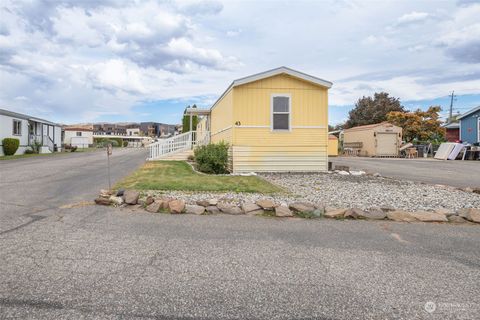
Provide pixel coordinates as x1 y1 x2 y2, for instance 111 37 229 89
141 172 480 212
261 172 480 211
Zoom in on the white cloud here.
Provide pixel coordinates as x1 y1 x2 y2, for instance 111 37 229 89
397 11 430 24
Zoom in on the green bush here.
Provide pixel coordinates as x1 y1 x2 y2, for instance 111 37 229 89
24 149 35 154
94 138 122 147
2 138 20 156
123 141 128 147
194 141 229 174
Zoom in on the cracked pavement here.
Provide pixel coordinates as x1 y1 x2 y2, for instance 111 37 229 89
1 150 480 319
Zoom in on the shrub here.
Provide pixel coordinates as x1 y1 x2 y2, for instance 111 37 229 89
194 141 229 174
123 141 128 147
71 146 78 152
2 138 20 156
93 137 122 147
30 141 42 154
24 149 35 154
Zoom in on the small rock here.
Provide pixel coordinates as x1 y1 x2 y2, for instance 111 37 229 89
448 215 469 223
242 202 261 213
217 203 244 215
146 201 161 213
109 196 124 205
337 170 350 176
350 170 366 176
145 196 155 205
289 202 315 213
208 199 218 206
94 197 111 206
116 189 125 197
434 208 455 217
196 200 210 207
361 208 387 220
387 210 417 222
275 206 293 217
256 199 275 210
246 209 265 216
185 204 205 215
324 208 347 218
123 190 140 205
100 189 112 197
344 208 366 219
380 206 396 212
410 211 448 222
206 206 220 214
458 208 480 223
472 188 480 195
463 187 474 193
168 199 185 214
373 173 381 177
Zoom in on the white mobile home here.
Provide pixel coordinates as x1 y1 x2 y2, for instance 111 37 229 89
0 108 62 156
64 127 94 148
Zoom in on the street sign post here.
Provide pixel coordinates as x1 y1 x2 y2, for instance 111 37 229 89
106 144 112 190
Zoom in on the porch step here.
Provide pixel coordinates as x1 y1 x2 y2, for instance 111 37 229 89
153 149 193 161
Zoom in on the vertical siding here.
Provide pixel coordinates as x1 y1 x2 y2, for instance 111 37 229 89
231 74 329 172
460 110 480 143
210 89 234 144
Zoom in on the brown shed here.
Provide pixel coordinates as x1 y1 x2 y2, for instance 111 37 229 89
343 122 402 157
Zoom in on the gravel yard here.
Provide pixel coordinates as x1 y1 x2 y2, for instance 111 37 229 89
143 172 480 212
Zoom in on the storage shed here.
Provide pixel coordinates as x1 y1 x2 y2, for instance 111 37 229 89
343 122 402 157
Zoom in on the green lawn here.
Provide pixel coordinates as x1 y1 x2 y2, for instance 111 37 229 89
115 161 284 194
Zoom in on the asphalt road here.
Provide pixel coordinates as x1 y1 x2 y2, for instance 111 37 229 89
331 157 480 188
1 150 479 319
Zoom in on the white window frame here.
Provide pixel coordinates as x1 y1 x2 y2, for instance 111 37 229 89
271 93 291 132
12 119 22 135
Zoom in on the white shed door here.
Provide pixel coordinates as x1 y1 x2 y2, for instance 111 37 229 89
376 133 397 156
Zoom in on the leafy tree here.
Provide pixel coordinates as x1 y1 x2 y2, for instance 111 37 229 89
346 92 405 128
182 104 198 133
387 106 446 142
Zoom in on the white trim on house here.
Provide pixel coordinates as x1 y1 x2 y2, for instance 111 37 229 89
210 66 332 112
457 105 480 120
478 117 480 143
271 93 292 132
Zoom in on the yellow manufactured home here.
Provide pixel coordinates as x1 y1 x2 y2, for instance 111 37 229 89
197 67 333 173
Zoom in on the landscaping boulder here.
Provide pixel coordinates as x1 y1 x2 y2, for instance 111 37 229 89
99 189 112 198
275 205 293 217
435 208 455 217
410 211 448 222
208 199 218 206
124 190 140 205
337 170 350 176
448 215 469 223
344 208 366 219
196 200 210 207
206 206 220 214
289 202 315 214
217 203 243 215
185 204 205 215
386 210 417 222
458 208 480 223
146 201 161 213
109 196 124 206
145 196 155 205
361 208 387 220
256 199 275 210
95 197 111 206
168 199 185 214
242 202 261 214
116 189 125 197
245 209 265 216
324 208 347 218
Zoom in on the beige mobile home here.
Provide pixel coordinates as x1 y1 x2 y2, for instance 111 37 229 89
343 122 402 157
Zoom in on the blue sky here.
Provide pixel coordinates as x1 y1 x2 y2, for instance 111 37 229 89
1 0 479 125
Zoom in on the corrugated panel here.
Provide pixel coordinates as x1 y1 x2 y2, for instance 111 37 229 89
232 145 327 172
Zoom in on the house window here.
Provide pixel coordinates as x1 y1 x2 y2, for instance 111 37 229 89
76 132 82 137
272 95 290 131
13 119 22 135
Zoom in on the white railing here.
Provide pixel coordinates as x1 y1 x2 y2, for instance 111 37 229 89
147 131 210 160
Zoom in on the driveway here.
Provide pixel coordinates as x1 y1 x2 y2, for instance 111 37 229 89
0 148 147 233
1 150 479 319
331 157 480 188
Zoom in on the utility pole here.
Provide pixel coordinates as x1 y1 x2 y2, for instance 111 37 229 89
448 90 455 123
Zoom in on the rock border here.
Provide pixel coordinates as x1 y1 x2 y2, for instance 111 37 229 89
94 189 480 224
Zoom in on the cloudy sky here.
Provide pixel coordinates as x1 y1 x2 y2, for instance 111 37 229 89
1 0 479 125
